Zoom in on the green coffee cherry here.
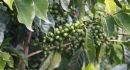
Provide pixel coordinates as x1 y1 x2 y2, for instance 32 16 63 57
63 33 68 37
35 38 39 43
33 43 38 46
56 36 60 39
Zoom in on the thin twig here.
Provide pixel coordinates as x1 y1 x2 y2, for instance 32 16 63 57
28 50 43 58
28 42 72 58
109 40 123 42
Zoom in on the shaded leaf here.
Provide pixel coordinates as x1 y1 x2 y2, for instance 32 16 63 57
111 64 127 70
88 0 97 8
101 16 115 38
0 4 10 46
6 47 28 67
33 0 50 23
55 57 69 70
98 0 105 4
98 43 107 61
122 45 130 64
68 48 85 70
0 38 12 47
3 0 14 10
47 13 55 29
84 31 96 62
14 0 35 31
0 58 6 70
110 44 122 64
104 0 116 14
114 0 122 8
34 13 55 34
60 0 70 11
112 12 130 34
0 32 4 46
48 52 61 70
39 51 54 70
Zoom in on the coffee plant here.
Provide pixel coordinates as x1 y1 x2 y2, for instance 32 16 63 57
1 0 130 70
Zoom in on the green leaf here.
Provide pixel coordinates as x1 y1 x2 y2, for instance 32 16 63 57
55 57 69 70
33 0 50 23
84 30 96 62
7 56 14 68
111 64 127 70
77 0 85 21
122 4 130 12
123 41 130 51
34 13 55 34
0 4 10 46
60 0 70 11
98 0 105 4
68 48 86 70
6 47 28 67
82 63 94 70
104 0 116 14
110 44 122 64
3 0 14 10
128 0 130 5
112 12 130 34
98 43 107 61
14 0 35 31
0 51 11 61
114 0 122 8
0 38 12 47
101 16 115 38
0 58 6 70
39 52 61 70
48 52 61 70
122 45 130 64
39 51 54 70
88 0 97 8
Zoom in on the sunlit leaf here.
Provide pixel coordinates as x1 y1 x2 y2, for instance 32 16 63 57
105 0 116 14
48 52 61 70
82 63 94 70
39 51 61 70
3 0 14 10
0 58 6 70
60 0 70 11
0 51 11 61
6 55 14 68
14 0 35 31
33 0 50 23
39 51 54 70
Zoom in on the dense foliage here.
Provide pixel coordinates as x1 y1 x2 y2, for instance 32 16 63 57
1 0 130 70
